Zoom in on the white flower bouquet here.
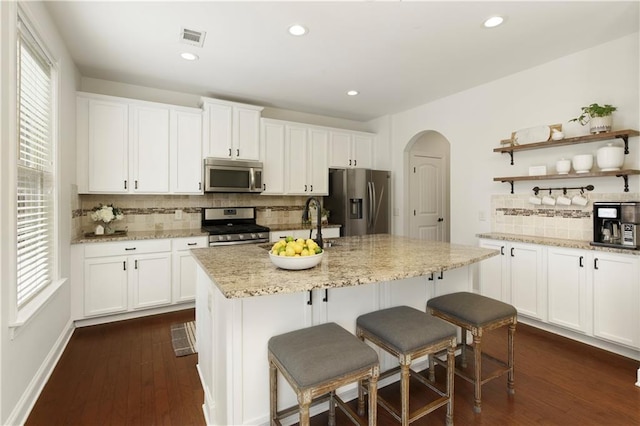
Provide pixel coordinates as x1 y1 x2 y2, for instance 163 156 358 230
91 203 124 223
91 204 124 235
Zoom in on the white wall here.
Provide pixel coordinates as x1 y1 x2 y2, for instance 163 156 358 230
387 33 640 245
0 1 79 424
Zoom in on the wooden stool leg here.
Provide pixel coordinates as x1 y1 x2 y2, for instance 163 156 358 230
328 391 336 426
461 327 468 368
400 360 410 426
428 354 436 382
368 368 379 426
298 391 312 426
446 344 455 426
269 360 277 425
508 322 516 395
357 330 366 416
473 334 482 413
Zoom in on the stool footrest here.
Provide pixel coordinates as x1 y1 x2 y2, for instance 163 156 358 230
432 344 512 385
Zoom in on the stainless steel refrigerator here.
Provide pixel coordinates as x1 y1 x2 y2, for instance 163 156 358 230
324 168 390 237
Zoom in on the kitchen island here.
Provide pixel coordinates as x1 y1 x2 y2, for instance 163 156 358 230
191 234 498 425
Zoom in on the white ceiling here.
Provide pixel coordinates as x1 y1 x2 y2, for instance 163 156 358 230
44 1 639 122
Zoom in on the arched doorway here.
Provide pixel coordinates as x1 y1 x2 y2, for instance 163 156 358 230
405 130 451 241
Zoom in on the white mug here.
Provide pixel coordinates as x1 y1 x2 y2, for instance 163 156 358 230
529 195 542 205
556 195 572 206
542 195 556 206
572 194 589 206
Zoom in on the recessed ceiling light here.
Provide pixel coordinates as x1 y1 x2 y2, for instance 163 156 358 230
346 90 359 96
483 16 504 28
180 52 199 61
288 24 308 36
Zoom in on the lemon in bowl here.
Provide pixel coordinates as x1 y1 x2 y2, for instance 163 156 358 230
269 237 324 270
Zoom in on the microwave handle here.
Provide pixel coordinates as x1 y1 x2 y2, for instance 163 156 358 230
249 168 256 191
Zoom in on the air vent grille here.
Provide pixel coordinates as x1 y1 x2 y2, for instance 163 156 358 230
180 28 206 47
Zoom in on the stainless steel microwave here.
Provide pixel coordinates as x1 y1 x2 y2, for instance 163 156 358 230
204 158 263 193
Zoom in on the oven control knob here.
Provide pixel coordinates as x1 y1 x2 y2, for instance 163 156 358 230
239 234 245 239
251 233 256 238
226 235 231 241
218 236 225 241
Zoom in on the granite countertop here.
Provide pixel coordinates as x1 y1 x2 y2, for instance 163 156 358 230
477 232 640 255
71 229 209 244
191 234 498 299
267 223 342 232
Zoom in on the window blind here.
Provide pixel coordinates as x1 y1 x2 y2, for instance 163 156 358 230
16 16 54 307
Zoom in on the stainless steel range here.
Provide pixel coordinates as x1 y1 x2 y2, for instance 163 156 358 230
202 207 270 246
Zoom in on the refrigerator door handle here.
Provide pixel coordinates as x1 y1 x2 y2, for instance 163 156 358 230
368 181 376 229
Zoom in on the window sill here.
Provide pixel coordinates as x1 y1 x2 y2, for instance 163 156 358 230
9 278 67 340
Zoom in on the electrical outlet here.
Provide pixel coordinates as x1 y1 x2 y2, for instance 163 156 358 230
175 209 183 220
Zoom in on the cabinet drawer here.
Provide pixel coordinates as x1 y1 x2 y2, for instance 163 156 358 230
84 239 171 258
172 236 208 251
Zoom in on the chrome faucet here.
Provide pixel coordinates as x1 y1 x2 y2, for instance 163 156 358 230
302 197 323 249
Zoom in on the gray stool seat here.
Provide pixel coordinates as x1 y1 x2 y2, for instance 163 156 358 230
268 322 379 426
269 322 378 389
427 292 517 414
427 291 517 326
357 306 457 426
357 305 456 353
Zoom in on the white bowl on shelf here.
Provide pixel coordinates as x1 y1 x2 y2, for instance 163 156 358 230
269 251 323 270
555 159 571 175
572 154 593 174
596 143 624 171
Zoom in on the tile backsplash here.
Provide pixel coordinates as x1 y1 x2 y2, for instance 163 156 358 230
491 192 640 240
74 193 319 238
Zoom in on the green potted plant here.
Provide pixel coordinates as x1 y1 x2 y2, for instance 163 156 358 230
569 103 617 134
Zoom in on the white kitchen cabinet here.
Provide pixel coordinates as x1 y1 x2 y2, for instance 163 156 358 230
269 227 340 242
329 130 374 169
130 104 171 193
170 108 203 194
284 124 329 195
201 98 263 161
84 256 129 316
81 239 172 317
591 251 639 348
260 119 286 194
478 239 545 320
479 239 510 302
131 252 172 309
85 97 129 193
172 236 208 303
78 93 203 195
547 247 591 334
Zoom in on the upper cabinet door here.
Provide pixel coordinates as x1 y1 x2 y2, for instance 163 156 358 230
205 103 234 159
284 125 309 195
329 131 351 168
234 107 261 160
308 128 329 195
261 120 285 194
171 109 203 194
130 105 170 193
88 100 129 193
352 134 373 169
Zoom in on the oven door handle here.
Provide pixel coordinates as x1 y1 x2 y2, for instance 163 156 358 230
209 239 269 247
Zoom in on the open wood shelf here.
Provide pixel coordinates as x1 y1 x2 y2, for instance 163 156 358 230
494 129 639 165
494 169 640 193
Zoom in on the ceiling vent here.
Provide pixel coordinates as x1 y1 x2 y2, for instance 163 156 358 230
180 28 206 47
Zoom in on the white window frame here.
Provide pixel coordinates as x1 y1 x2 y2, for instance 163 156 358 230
9 4 63 333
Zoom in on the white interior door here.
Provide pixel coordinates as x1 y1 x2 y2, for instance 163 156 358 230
409 154 445 241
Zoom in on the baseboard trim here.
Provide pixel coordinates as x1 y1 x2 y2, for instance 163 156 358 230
74 302 195 328
5 319 75 426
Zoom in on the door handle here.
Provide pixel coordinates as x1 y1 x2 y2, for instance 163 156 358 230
123 261 126 271
322 289 328 302
304 184 307 192
310 185 313 192
354 160 357 167
500 246 505 255
307 290 313 305
187 242 197 246
437 218 444 222
135 259 138 269
135 180 138 189
579 256 584 267
124 180 127 190
510 247 515 257
236 149 240 157
594 258 599 270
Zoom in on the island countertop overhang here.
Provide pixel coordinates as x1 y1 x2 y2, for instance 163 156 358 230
191 234 498 299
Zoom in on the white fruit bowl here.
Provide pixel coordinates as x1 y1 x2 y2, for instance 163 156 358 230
269 251 323 270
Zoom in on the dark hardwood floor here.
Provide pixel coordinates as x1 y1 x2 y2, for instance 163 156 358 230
26 309 640 426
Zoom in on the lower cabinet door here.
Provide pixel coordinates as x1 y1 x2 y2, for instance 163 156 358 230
173 250 197 302
546 247 589 334
84 256 128 316
592 252 639 348
510 243 545 320
131 253 172 309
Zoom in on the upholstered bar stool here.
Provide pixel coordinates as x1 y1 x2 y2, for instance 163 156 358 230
356 306 457 426
427 292 517 414
268 322 380 426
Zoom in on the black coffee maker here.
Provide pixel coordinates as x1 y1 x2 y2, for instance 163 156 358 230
592 202 623 247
